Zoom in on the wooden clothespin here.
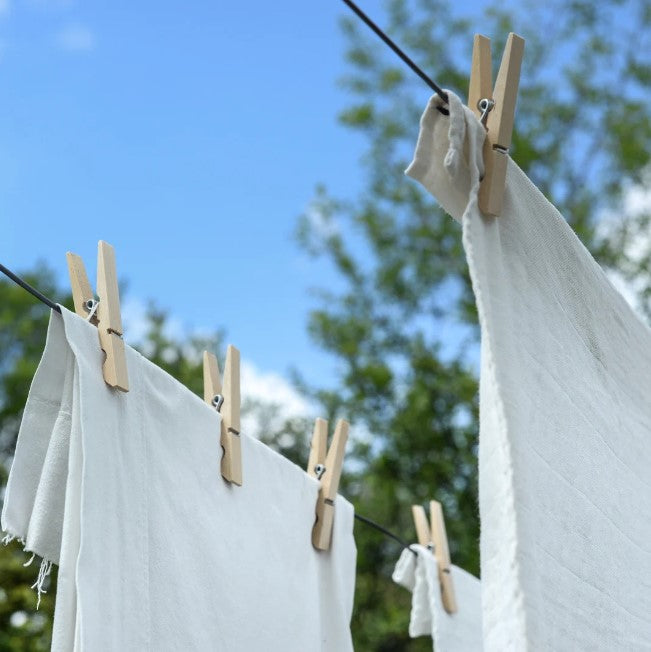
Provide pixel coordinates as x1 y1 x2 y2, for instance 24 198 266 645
468 32 525 217
203 347 242 486
307 417 349 551
412 500 457 614
66 241 129 392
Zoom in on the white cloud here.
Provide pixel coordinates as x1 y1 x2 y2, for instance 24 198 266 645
240 359 314 437
622 182 651 217
304 202 339 241
121 296 315 437
241 360 311 416
121 297 185 357
120 297 150 343
55 23 95 52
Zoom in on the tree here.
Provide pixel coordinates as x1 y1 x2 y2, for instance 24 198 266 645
296 0 650 648
0 267 63 650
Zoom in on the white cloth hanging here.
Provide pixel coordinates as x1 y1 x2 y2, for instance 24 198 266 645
406 90 651 650
393 545 483 651
2 307 357 651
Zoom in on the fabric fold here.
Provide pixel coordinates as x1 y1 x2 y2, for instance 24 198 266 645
393 545 483 650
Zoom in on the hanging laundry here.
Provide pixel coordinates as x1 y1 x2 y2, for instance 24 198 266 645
2 307 357 651
406 90 651 650
393 546 483 650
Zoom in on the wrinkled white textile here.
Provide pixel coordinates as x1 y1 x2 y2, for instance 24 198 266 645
393 546 483 650
407 91 651 650
2 307 357 651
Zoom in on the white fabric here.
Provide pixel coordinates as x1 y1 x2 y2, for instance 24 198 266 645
393 545 483 650
407 91 651 650
2 307 357 651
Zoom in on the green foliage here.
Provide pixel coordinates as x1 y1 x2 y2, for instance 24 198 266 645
0 540 56 651
0 267 70 467
0 268 71 650
297 0 651 648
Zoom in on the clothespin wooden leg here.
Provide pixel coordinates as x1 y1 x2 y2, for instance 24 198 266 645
220 345 241 485
468 34 495 199
203 347 242 486
203 351 223 406
468 35 492 121
429 500 457 614
412 504 431 547
412 500 457 614
96 241 129 392
307 418 328 479
66 252 99 325
312 418 349 551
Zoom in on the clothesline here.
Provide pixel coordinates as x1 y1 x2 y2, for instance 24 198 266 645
0 260 418 558
0 263 62 313
340 0 448 103
340 0 449 115
354 513 415 554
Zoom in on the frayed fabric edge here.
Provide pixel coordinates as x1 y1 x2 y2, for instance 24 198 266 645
2 531 21 546
3 530 55 610
31 558 54 610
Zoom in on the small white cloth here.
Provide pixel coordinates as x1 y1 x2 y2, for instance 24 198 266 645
2 307 357 651
407 91 651 650
393 545 483 650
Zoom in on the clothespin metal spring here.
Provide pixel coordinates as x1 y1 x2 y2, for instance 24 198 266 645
477 98 495 126
84 298 97 312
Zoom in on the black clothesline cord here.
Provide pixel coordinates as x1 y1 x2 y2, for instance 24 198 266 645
0 262 418 556
341 0 450 112
0 263 62 313
354 513 417 555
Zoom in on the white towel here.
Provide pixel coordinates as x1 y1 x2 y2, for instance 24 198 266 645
2 307 357 651
406 91 651 650
393 545 483 650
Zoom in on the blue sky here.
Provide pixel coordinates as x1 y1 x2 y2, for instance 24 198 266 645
1 0 389 388
2 0 646 412
0 0 517 394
